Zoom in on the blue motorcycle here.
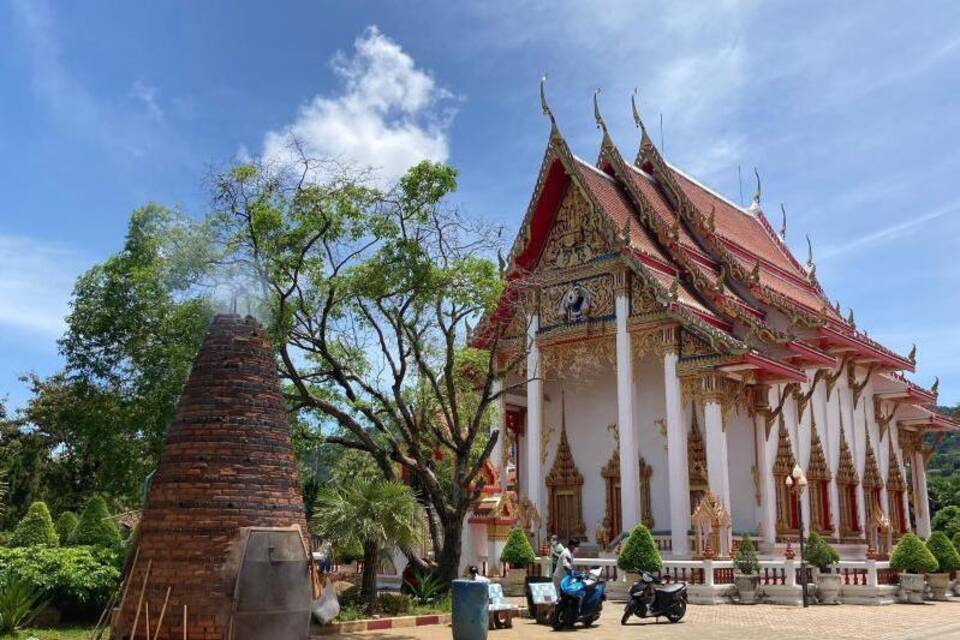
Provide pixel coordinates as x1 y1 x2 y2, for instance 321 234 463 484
551 567 607 630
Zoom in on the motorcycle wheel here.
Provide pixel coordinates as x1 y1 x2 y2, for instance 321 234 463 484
583 614 598 628
666 599 687 623
551 602 571 630
620 601 637 626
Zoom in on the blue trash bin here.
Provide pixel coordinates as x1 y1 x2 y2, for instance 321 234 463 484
451 579 488 640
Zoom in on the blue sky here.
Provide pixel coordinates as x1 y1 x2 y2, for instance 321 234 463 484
2 1 959 409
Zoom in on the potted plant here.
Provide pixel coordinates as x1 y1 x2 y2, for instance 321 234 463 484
805 532 841 604
924 532 959 601
889 533 938 603
617 524 663 585
733 535 761 604
501 527 537 596
952 532 960 595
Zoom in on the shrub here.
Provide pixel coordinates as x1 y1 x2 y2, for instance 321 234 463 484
953 531 960 556
932 505 960 539
0 576 47 635
617 524 662 573
805 531 839 572
378 592 412 616
733 536 760 575
70 496 120 548
926 531 960 573
0 545 120 620
55 512 79 545
9 502 59 548
889 533 939 574
500 527 536 568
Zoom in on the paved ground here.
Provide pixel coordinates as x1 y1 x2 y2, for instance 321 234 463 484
335 600 960 640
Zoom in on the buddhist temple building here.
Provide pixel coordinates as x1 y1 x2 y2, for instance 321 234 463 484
472 84 958 564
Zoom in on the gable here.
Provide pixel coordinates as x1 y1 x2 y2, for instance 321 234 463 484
537 185 615 271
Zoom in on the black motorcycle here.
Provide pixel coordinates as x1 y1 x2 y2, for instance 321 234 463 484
620 571 688 625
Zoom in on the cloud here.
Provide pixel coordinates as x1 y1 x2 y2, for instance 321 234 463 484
0 235 85 338
262 26 455 184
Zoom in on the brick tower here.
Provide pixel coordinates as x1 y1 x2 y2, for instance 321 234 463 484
112 315 313 640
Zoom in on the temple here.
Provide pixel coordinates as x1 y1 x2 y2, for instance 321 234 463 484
464 85 957 570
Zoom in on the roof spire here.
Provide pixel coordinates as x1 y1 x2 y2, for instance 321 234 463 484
932 377 940 395
847 308 856 328
593 88 609 136
779 204 787 240
540 74 556 129
631 89 648 135
805 235 814 269
908 343 917 363
752 168 762 207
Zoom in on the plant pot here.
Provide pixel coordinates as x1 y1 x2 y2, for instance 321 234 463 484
505 567 527 597
899 573 926 604
926 573 950 601
816 573 841 605
735 574 761 604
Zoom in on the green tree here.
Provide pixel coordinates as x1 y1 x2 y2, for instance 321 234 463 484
733 536 760 575
926 531 960 573
890 533 939 574
932 505 960 539
805 531 840 571
311 478 422 610
55 512 79 545
212 155 528 582
500 527 536 568
9 502 59 547
71 496 120 548
617 524 663 573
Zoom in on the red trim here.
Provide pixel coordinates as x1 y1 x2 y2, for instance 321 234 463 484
817 326 913 371
739 352 807 382
786 341 838 368
513 160 569 272
367 620 393 631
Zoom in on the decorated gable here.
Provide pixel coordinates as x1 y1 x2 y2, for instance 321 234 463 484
538 186 614 271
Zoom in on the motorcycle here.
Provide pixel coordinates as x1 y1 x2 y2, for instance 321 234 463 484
621 571 688 625
551 566 607 630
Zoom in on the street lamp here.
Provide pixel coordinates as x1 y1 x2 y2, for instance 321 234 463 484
785 464 810 608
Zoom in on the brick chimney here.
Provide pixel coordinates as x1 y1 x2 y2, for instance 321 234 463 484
112 315 313 640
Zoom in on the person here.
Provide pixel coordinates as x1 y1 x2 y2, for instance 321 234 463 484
552 539 580 593
469 565 490 583
549 534 565 575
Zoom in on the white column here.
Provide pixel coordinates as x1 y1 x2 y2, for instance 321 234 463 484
615 286 641 532
490 377 509 490
756 410 777 545
664 349 690 556
913 449 932 538
525 312 544 538
703 398 730 511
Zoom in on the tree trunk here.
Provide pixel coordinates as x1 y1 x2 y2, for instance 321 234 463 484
434 517 465 584
360 539 379 611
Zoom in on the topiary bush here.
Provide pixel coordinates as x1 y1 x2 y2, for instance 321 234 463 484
70 496 120 548
617 524 662 573
55 512 79 545
9 502 59 548
734 536 760 575
805 531 840 572
500 527 536 568
889 533 939 574
932 505 960 539
925 531 960 573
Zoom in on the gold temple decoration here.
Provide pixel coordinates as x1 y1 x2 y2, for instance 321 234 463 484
545 392 586 541
539 187 611 270
807 424 833 536
837 427 861 539
639 458 654 529
600 424 622 539
887 439 907 537
687 407 709 512
540 274 615 328
873 396 901 442
516 495 542 542
773 415 800 538
541 337 616 380
691 493 732 560
862 433 884 545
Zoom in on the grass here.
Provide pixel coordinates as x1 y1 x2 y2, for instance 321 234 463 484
14 628 94 639
335 593 452 622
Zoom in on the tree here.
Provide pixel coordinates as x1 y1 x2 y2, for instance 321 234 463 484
500 527 536 569
733 536 760 575
932 505 960 539
212 153 530 582
71 496 121 548
55 511 79 544
926 531 960 573
9 501 59 547
617 524 662 573
805 531 839 572
889 533 939 574
311 478 422 610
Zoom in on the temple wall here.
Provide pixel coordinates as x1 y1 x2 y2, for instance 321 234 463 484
632 354 670 534
726 409 757 533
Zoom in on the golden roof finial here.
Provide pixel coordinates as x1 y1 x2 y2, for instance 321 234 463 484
805 235 814 269
779 204 787 240
631 89 649 135
932 377 940 395
540 74 556 129
593 88 608 136
752 168 762 206
908 343 917 363
847 308 856 328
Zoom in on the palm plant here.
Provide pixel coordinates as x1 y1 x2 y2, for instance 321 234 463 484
0 576 47 635
311 478 423 611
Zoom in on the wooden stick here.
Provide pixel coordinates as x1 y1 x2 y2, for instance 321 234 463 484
152 586 172 640
145 600 151 640
183 604 188 640
129 559 153 640
118 545 142 612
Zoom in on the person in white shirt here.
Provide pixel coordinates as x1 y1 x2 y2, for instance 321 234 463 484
552 539 580 593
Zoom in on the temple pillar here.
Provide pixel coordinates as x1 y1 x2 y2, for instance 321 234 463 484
703 396 730 512
491 377 509 490
525 312 544 537
663 345 690 556
615 274 641 532
913 449 932 538
756 407 777 545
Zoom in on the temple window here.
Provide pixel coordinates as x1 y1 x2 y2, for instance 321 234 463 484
837 432 861 537
600 446 622 538
546 417 585 542
887 442 907 536
806 427 833 536
687 409 709 514
773 416 800 539
639 457 654 529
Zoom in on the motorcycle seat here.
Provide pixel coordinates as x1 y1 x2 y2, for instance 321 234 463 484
656 583 685 594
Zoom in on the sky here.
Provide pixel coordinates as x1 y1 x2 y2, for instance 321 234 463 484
1 1 959 409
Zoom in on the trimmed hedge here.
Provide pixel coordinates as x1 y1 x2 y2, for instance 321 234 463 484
9 502 59 548
0 545 120 620
889 533 939 574
734 536 760 575
805 531 839 571
56 512 79 545
500 527 536 568
926 531 960 573
617 524 662 573
70 496 120 548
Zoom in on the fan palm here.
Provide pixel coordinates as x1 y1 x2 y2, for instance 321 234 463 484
311 479 422 610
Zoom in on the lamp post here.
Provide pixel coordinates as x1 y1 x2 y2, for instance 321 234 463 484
786 464 809 608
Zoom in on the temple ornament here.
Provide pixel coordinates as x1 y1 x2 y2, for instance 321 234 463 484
687 408 709 513
545 392 586 542
539 187 611 270
773 415 800 539
691 493 732 560
807 425 833 536
886 440 907 536
837 427 862 539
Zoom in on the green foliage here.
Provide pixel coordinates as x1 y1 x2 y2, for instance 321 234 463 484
403 570 445 605
931 505 960 539
377 592 413 616
0 546 120 620
733 536 760 575
953 531 960 554
500 527 536 568
0 575 46 635
617 524 663 573
55 512 79 545
805 531 840 571
925 531 960 573
9 502 58 548
70 497 120 548
889 533 939 574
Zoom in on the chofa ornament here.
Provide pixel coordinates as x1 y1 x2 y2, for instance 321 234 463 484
559 282 592 322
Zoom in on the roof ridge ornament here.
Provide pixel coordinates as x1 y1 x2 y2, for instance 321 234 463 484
847 308 856 328
540 74 557 130
631 88 649 136
593 88 609 137
779 204 787 240
751 168 762 208
908 343 917 364
932 376 939 395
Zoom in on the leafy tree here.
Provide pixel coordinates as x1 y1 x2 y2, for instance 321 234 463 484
71 496 120 548
617 524 662 573
733 536 760 575
212 154 530 582
55 512 79 545
931 505 960 539
926 531 960 573
805 531 839 571
500 527 536 569
953 531 960 555
889 533 939 574
311 478 422 611
9 502 59 548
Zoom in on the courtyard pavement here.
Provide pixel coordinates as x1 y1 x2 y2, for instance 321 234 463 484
331 600 960 640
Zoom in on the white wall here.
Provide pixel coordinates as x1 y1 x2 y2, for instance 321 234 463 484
726 409 758 533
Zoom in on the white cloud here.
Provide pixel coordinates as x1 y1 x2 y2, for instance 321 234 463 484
0 235 85 338
262 26 454 184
